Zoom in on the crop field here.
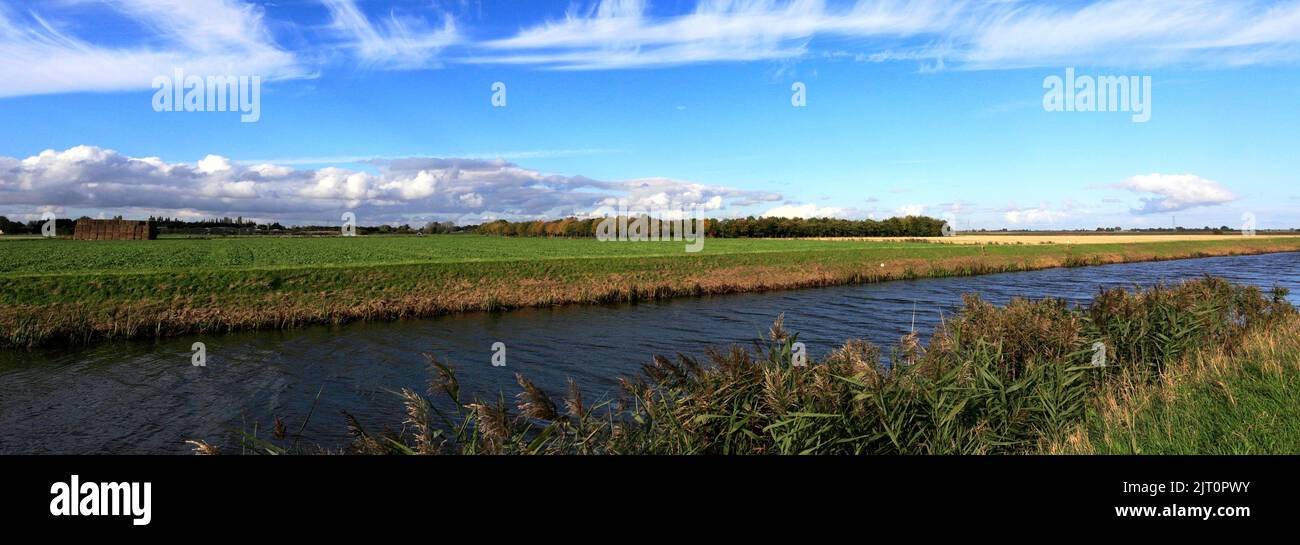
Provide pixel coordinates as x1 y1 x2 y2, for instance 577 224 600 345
2 234 1300 348
5 234 1300 275
0 236 949 275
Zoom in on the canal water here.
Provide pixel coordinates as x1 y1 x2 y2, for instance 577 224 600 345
1 252 1297 454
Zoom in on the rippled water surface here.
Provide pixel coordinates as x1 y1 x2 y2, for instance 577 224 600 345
2 252 1297 454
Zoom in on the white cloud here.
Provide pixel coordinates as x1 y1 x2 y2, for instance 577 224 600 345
955 0 1300 69
322 0 461 69
250 164 294 178
616 179 734 211
1003 205 1069 225
894 204 925 216
762 203 846 219
200 180 258 199
1112 173 1238 214
458 192 485 207
0 0 305 99
300 167 376 203
0 146 782 224
5 0 1300 99
471 0 953 70
467 0 1300 70
196 155 234 175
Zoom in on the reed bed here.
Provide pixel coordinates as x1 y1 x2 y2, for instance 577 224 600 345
205 276 1296 455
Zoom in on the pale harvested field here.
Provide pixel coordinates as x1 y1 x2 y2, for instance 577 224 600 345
808 234 1300 245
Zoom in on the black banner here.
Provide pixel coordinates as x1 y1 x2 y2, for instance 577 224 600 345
2 455 1288 534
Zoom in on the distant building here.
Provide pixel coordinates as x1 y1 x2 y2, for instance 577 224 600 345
73 219 158 240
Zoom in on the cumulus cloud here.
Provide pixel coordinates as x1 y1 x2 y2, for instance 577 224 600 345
1003 205 1069 225
467 0 1300 70
1112 173 1239 214
0 0 305 98
894 204 926 217
585 178 776 220
0 146 780 224
762 203 846 219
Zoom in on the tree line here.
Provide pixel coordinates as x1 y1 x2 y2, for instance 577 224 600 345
473 215 947 238
0 216 76 236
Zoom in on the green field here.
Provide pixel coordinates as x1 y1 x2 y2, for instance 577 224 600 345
4 234 1298 276
0 236 950 275
3 234 1300 348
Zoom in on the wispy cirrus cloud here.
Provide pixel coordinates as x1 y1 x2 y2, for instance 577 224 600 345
321 0 460 70
466 0 1300 70
4 0 1300 99
469 0 953 70
0 0 306 99
953 0 1300 69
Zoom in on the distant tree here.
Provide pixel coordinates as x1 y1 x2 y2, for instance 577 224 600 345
474 215 947 238
422 221 458 234
0 215 28 234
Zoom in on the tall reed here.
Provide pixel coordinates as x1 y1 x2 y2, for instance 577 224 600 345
199 277 1294 455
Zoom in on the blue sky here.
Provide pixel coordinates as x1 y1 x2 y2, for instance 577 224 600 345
1 0 1298 229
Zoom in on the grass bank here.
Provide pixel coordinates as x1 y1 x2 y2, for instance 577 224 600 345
3 235 1299 348
203 276 1297 455
1056 315 1300 454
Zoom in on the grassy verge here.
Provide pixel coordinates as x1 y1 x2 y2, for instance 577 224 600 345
197 276 1296 455
3 235 1299 348
1057 316 1300 454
